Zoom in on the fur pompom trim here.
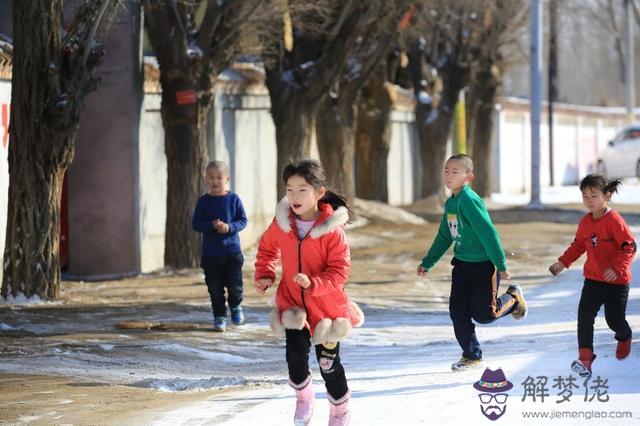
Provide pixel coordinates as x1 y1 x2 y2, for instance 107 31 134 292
269 308 285 335
282 307 307 330
274 198 349 238
309 207 349 239
310 317 353 345
275 198 292 234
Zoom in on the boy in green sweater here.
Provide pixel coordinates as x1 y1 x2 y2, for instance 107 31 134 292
417 154 528 371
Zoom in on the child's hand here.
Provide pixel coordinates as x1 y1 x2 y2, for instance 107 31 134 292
499 270 511 281
213 219 229 234
417 265 427 277
254 278 273 295
549 262 565 276
603 267 618 282
293 273 311 289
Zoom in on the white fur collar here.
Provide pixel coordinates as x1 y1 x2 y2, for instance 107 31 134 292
275 197 349 239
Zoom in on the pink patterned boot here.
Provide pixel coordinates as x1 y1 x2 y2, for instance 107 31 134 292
290 376 315 425
328 390 351 426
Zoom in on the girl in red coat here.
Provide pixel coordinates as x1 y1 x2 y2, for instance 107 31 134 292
549 174 636 376
254 159 363 426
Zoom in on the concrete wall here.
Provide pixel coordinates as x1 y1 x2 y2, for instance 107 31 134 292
387 109 419 206
66 3 142 278
209 89 278 249
493 98 632 194
138 93 166 273
0 79 9 285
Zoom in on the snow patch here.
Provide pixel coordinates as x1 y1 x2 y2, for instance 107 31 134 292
134 376 248 392
418 90 432 105
353 199 426 225
0 292 43 305
154 343 252 364
0 322 15 330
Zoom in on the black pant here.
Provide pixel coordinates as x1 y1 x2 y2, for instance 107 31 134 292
578 279 631 350
449 258 517 360
201 253 244 318
286 328 348 400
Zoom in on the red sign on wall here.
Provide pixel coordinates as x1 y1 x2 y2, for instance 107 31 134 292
1 103 8 148
175 90 197 105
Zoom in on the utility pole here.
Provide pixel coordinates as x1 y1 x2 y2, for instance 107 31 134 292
548 0 558 186
624 0 636 123
529 0 543 208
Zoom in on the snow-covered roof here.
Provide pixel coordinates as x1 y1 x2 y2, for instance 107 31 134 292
142 57 268 96
0 34 12 80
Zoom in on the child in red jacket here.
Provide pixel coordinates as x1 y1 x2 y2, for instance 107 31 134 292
255 159 363 426
549 174 636 376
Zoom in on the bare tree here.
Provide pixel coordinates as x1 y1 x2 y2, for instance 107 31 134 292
141 0 262 269
466 0 527 197
408 0 488 205
2 1 119 300
261 0 370 197
355 61 394 202
315 1 405 203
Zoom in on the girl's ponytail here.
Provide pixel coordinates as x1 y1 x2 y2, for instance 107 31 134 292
603 178 622 195
579 173 622 196
320 190 353 220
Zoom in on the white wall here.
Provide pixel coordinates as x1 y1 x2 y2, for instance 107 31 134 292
493 98 633 194
387 110 419 205
0 79 10 285
211 91 278 249
138 93 166 273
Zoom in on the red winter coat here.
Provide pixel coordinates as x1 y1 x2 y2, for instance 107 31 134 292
255 199 364 344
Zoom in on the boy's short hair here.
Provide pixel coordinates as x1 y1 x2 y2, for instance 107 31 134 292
447 154 474 172
206 160 229 175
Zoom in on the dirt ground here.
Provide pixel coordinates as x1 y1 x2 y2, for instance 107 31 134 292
0 202 637 425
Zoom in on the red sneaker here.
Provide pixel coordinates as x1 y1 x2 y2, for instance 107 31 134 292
616 336 632 360
572 348 596 376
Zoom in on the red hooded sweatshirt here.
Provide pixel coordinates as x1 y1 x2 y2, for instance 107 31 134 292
559 209 636 285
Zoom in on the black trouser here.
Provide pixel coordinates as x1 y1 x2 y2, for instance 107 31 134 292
578 279 631 350
286 328 348 400
449 258 517 360
201 253 244 318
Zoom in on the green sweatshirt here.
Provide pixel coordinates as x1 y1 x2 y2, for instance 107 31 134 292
421 184 507 272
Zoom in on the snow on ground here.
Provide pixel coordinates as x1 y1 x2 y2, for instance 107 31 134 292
144 263 640 426
1 210 639 424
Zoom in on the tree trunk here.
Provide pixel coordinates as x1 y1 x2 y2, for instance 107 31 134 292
415 101 455 200
316 87 358 204
3 164 68 299
469 69 499 198
2 2 72 299
160 79 208 269
268 89 314 198
355 67 392 202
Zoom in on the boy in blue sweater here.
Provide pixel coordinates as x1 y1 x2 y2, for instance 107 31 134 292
192 161 247 331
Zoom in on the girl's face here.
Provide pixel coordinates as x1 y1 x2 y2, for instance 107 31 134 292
581 186 611 214
206 167 229 195
443 159 474 193
286 174 326 221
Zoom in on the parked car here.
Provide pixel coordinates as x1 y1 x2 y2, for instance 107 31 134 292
597 124 640 178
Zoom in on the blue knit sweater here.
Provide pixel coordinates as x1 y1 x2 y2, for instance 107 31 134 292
192 192 247 257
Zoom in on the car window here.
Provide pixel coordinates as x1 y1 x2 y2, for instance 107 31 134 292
612 131 627 143
629 129 640 139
